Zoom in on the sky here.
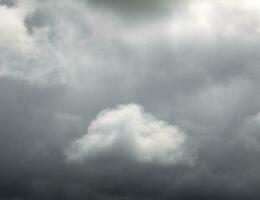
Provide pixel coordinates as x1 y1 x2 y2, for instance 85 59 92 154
1 0 260 199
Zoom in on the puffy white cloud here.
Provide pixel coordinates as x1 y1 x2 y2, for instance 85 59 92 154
66 104 188 164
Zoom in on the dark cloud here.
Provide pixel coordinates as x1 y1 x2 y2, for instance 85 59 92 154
0 0 16 7
85 0 183 23
1 0 260 199
24 8 55 33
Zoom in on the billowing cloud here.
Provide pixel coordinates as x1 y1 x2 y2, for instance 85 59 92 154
66 104 188 164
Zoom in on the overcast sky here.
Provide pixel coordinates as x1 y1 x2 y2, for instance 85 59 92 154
1 0 260 199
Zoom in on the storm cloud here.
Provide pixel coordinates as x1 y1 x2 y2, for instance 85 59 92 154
1 0 260 199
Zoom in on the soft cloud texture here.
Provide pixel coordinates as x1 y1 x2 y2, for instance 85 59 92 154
66 104 187 164
1 0 260 199
0 5 32 51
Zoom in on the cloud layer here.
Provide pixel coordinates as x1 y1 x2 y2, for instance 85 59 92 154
1 0 260 199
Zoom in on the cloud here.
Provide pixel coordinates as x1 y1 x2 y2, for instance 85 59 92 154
1 0 260 199
0 5 33 52
0 0 16 7
85 0 183 23
66 104 188 164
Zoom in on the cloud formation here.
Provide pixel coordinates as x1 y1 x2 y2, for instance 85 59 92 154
66 104 187 164
1 0 260 199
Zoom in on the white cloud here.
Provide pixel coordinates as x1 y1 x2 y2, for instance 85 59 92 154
0 5 34 52
66 104 188 164
161 0 260 48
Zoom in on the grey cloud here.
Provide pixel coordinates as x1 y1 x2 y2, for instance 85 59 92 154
85 0 182 23
24 8 55 33
1 0 260 199
0 0 16 7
